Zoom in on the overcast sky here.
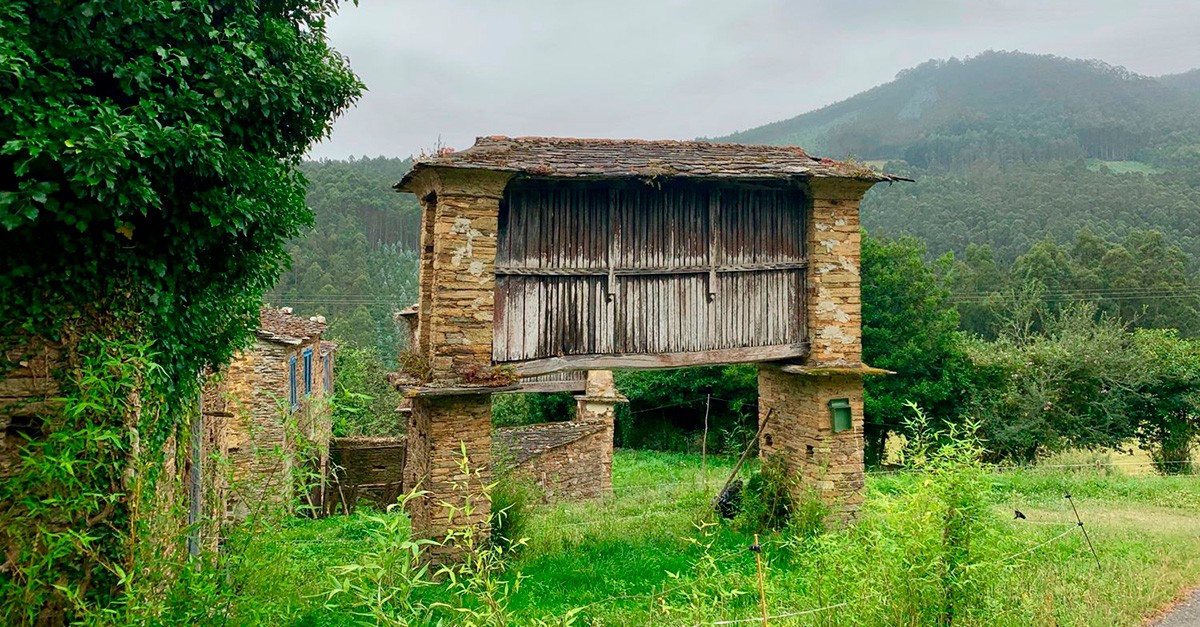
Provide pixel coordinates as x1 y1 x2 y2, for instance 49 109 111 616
308 0 1200 160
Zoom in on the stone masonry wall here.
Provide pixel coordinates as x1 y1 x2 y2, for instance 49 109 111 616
503 425 610 501
420 168 512 379
215 335 331 520
408 394 493 561
327 436 407 514
573 370 621 497
401 168 512 555
757 178 874 523
758 368 865 520
804 178 872 366
0 339 60 479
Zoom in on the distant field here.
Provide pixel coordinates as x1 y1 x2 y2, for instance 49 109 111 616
1085 159 1165 174
235 449 1200 626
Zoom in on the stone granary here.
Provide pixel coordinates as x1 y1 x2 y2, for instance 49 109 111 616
393 136 903 555
203 306 336 521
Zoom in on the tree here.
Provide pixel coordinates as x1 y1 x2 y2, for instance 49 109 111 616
861 231 969 466
0 1 361 619
1130 329 1200 473
963 304 1144 462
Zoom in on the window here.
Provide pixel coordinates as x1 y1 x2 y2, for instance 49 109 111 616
322 352 332 394
288 355 299 410
302 348 313 396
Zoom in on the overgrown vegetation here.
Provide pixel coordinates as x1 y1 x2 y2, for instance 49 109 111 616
492 392 575 428
734 455 796 534
0 1 361 620
166 449 1200 625
329 341 405 437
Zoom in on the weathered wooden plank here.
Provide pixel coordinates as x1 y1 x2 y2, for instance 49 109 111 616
777 364 894 376
495 261 808 276
495 179 810 363
509 343 810 376
495 380 588 394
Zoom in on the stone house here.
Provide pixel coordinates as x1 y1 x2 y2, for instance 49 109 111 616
203 306 336 521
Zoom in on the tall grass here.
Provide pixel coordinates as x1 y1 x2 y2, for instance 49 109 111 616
165 446 1200 626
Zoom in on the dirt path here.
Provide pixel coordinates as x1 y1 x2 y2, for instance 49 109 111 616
1151 588 1200 626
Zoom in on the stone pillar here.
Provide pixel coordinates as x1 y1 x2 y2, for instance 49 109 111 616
574 370 623 497
398 168 512 557
757 178 875 523
757 369 865 521
405 393 493 561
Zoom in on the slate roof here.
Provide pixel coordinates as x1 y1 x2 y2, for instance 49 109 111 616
257 307 326 345
492 420 607 466
397 136 905 191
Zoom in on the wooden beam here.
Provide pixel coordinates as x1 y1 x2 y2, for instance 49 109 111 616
607 188 619 301
776 363 894 377
396 384 521 397
506 342 809 376
494 380 588 394
708 189 720 301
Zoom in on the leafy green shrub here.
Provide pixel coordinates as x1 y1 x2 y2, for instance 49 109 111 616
1129 328 1200 474
329 341 405 437
964 303 1144 462
492 392 575 427
736 455 795 533
614 365 757 454
862 231 971 467
890 402 1000 624
0 1 362 618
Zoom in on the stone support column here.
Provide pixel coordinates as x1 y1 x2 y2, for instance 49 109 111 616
398 168 512 557
405 393 493 561
574 370 623 497
758 178 875 523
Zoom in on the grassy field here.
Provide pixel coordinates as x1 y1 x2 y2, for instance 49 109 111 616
231 450 1200 626
1083 159 1165 174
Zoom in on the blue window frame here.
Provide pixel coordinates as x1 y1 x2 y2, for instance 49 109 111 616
288 355 299 410
323 352 332 394
303 348 313 396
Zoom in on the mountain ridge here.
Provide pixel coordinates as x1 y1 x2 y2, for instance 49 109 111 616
714 51 1199 170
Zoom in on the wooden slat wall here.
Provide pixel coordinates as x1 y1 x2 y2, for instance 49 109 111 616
494 179 806 363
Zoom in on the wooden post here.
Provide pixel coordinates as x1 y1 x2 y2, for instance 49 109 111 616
701 393 711 486
753 533 768 627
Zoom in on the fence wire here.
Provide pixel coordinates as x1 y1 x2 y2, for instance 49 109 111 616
996 524 1081 564
701 601 849 625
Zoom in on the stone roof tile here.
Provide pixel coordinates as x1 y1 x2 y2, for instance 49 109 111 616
257 307 326 345
397 136 905 191
492 420 606 466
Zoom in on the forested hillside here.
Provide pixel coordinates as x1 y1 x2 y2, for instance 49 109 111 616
720 51 1200 270
267 156 420 359
720 51 1200 168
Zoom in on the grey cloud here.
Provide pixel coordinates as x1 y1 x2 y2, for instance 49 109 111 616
308 0 1200 160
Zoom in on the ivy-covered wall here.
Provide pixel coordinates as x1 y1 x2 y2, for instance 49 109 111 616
0 1 361 621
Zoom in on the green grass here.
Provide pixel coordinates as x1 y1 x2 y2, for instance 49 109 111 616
1084 159 1165 174
229 450 1200 626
